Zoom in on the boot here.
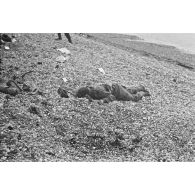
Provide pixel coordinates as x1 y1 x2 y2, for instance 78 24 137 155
57 33 62 40
64 33 72 44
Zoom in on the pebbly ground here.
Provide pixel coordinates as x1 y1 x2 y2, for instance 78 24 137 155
0 33 194 161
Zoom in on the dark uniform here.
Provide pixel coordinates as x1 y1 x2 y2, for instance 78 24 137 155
75 83 150 103
57 33 72 44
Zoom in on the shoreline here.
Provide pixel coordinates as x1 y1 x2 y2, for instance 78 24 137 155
126 38 195 55
125 33 195 55
87 33 195 71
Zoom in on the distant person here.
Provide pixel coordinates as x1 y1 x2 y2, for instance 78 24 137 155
56 33 72 44
1 34 12 43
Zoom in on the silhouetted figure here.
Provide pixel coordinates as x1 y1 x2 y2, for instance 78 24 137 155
1 34 12 43
57 33 72 44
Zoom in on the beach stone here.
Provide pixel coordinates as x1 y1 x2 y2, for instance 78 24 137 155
28 105 42 117
7 125 14 130
57 87 69 98
22 84 31 92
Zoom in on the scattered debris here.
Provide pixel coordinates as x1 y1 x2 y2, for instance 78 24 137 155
98 68 105 74
57 48 71 55
12 38 17 43
65 56 70 61
22 84 31 92
28 105 42 117
57 87 69 98
62 77 68 83
56 56 68 63
7 125 14 130
4 46 10 50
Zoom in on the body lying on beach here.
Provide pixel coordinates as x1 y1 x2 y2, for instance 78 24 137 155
74 83 150 103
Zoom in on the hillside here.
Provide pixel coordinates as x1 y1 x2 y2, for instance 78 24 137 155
0 33 195 161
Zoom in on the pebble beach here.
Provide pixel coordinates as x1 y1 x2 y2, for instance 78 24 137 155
0 33 195 161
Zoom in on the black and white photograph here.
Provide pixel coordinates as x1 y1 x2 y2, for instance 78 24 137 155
1 33 194 162
1 0 195 195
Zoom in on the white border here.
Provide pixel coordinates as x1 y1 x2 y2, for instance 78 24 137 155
1 0 195 32
0 163 195 195
1 0 195 195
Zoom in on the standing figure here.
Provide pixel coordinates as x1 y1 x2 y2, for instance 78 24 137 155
57 33 72 44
